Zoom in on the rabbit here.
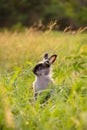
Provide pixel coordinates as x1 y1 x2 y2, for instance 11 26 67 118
33 53 57 101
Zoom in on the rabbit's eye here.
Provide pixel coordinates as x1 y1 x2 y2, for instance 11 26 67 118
45 61 49 64
45 61 50 67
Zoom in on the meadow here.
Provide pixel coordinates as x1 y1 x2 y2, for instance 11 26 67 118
0 29 87 130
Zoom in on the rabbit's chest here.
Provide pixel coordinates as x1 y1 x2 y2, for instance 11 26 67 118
34 78 50 92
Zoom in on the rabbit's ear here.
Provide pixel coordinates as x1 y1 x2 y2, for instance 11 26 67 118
49 55 57 64
44 53 48 60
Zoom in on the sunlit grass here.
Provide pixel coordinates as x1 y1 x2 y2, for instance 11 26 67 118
0 83 15 129
0 30 87 130
0 30 87 73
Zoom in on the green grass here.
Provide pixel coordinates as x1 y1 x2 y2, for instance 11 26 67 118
0 30 87 130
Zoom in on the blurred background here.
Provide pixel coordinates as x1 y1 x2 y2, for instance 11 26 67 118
0 0 87 30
